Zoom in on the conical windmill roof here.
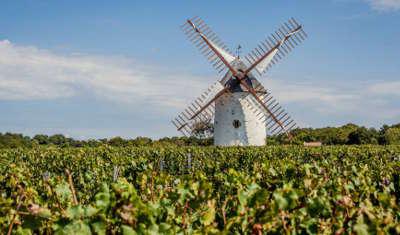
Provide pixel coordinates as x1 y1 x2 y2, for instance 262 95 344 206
220 59 263 93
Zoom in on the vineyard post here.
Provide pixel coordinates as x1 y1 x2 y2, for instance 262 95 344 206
187 153 192 170
7 194 25 235
113 165 120 182
159 159 165 171
65 169 78 205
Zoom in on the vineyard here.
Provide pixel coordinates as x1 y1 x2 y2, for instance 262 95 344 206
0 145 399 234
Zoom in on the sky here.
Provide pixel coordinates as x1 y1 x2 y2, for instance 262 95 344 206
0 0 399 139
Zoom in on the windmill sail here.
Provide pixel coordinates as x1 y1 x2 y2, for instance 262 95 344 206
244 18 307 76
254 49 279 75
243 83 297 135
181 16 237 75
207 40 236 64
171 81 225 136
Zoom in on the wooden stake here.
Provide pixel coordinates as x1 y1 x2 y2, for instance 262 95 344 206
65 169 78 205
7 194 25 235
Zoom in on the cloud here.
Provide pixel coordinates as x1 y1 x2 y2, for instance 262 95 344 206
365 0 400 11
264 78 400 125
0 39 398 131
367 81 400 95
0 39 210 109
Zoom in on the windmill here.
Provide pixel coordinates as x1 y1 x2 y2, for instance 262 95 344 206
172 17 307 146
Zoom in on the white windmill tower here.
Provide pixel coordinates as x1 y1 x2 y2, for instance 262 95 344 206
172 17 307 146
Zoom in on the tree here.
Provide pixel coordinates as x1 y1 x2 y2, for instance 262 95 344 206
108 137 127 147
383 127 400 145
347 127 378 145
131 137 152 146
335 123 359 144
0 133 32 148
390 123 400 129
191 119 214 139
49 134 69 146
33 134 50 145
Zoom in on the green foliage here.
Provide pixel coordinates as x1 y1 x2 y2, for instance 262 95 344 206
0 145 399 234
383 127 400 145
1 123 400 149
347 127 379 145
191 119 214 139
0 133 32 148
268 123 399 145
0 133 214 148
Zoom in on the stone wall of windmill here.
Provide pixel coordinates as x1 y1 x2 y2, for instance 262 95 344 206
214 93 266 146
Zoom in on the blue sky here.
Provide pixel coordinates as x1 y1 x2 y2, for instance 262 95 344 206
0 0 399 139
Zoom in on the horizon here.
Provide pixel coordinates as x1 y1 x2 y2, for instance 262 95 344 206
1 0 399 139
1 122 397 141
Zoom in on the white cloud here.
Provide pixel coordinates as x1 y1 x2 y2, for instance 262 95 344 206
0 39 398 130
264 78 400 125
367 81 400 95
365 0 400 11
0 40 210 109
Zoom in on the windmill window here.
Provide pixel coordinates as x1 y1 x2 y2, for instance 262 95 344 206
232 120 241 128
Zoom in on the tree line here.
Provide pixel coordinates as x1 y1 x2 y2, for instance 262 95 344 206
0 123 399 148
268 123 400 145
0 133 212 148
